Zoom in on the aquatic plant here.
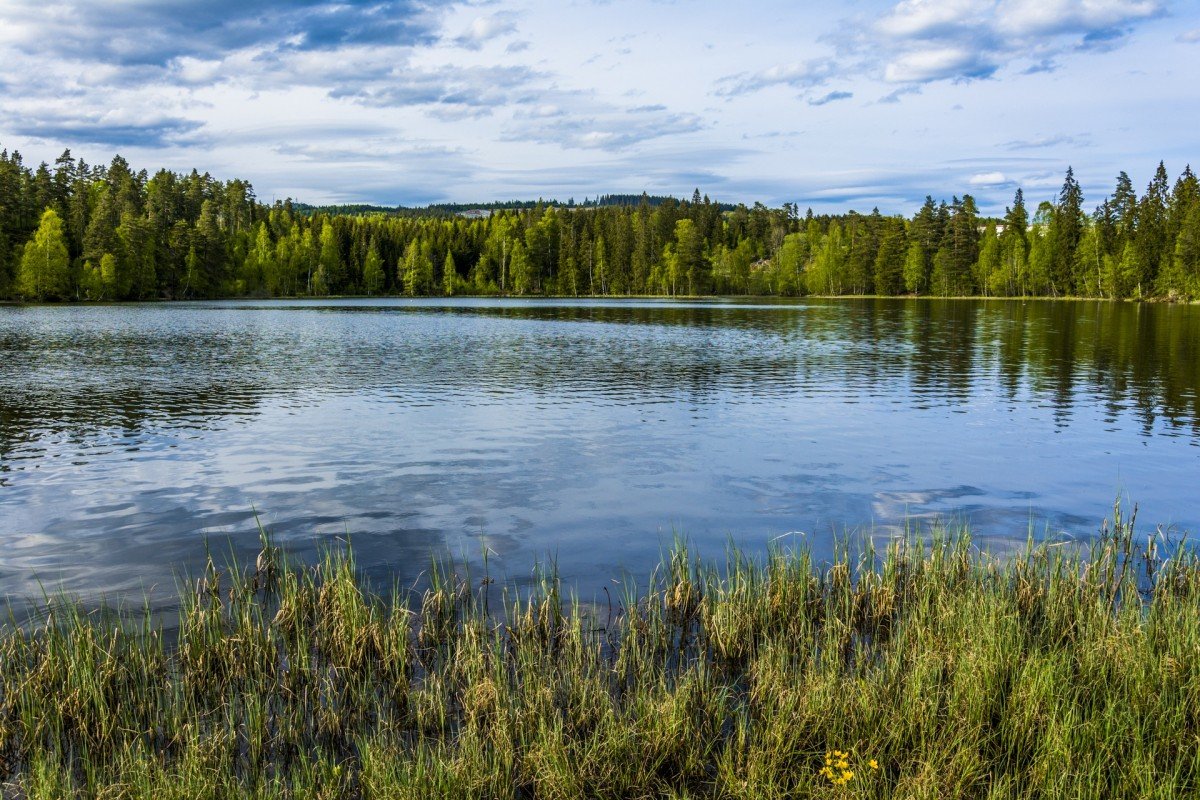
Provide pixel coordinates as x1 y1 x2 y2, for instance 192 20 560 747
0 503 1196 797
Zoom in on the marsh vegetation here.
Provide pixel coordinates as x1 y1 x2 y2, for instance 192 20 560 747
1 505 1196 798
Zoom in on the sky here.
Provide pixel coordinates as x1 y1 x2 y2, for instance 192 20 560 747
0 0 1197 214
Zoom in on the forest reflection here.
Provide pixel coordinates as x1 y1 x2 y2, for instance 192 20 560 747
2 299 1197 450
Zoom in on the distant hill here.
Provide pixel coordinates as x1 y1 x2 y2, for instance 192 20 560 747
292 193 737 217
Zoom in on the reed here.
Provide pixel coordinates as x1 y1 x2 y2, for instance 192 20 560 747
1 503 1197 798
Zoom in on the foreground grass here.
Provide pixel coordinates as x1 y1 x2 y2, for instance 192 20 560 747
2 506 1198 798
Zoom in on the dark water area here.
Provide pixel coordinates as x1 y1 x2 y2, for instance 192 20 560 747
1 297 1198 615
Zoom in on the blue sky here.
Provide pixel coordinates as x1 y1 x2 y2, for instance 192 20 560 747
0 0 1196 213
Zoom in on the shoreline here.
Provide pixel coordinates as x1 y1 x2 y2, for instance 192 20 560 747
2 508 1196 796
2 292 1198 306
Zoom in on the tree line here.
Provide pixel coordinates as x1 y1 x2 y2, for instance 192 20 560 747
2 144 1198 301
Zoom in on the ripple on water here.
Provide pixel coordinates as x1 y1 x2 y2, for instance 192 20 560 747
1 297 1199 612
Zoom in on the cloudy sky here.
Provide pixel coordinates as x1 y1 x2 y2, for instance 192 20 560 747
0 0 1196 213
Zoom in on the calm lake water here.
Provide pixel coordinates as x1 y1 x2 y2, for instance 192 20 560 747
2 297 1198 611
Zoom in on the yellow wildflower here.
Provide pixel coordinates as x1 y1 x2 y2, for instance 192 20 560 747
869 758 879 770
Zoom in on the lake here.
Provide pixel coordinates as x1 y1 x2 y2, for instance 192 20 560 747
2 297 1198 613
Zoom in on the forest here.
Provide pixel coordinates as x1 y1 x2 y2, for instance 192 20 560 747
1 144 1198 301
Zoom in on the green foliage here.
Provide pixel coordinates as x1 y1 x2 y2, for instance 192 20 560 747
873 218 906 296
902 239 926 294
401 240 434 296
510 240 533 295
362 239 384 296
806 221 847 294
976 221 1002 295
442 251 458 296
672 218 706 295
316 220 341 294
17 208 71 300
2 143 1199 302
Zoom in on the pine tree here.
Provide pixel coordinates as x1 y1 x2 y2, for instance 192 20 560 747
1133 162 1170 292
872 219 906 296
930 245 954 296
673 219 706 295
1052 167 1084 294
999 189 1030 295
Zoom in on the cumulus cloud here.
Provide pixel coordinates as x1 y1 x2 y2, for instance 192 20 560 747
883 48 998 82
452 13 519 50
871 0 1163 84
0 0 443 65
879 0 995 39
715 0 1159 99
993 0 1159 37
1178 28 1200 43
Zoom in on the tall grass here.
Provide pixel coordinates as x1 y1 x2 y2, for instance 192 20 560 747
1 504 1197 798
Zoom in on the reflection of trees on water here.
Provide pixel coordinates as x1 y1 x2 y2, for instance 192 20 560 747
1 300 1198 453
0 383 266 476
975 301 1200 436
795 299 1200 437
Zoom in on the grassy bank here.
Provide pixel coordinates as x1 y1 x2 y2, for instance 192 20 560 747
2 507 1198 798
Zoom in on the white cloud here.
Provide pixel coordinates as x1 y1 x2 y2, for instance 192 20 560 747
170 56 225 85
879 0 994 38
453 13 519 50
870 0 1163 84
715 59 835 97
884 48 997 82
995 0 1159 37
969 171 1010 186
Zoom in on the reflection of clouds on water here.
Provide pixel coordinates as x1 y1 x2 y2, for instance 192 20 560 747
2 298 1199 614
871 486 1099 544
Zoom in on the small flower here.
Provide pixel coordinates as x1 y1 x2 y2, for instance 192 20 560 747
869 758 879 770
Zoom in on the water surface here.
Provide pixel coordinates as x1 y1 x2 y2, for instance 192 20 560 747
2 298 1197 611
